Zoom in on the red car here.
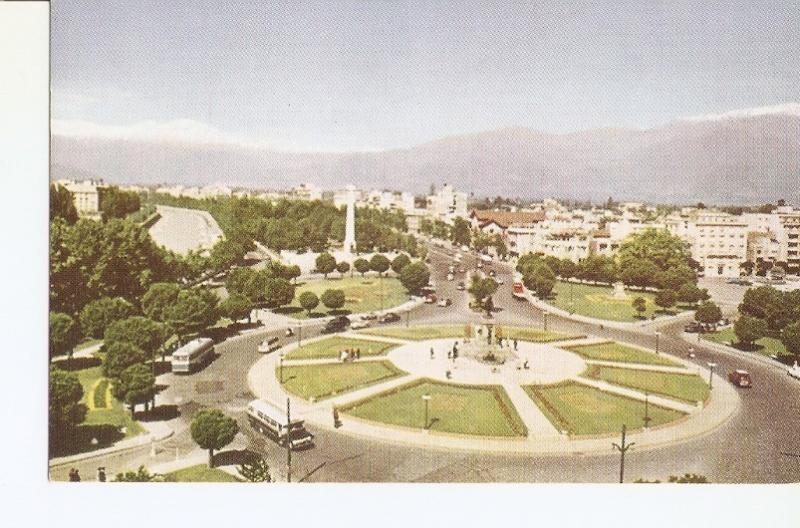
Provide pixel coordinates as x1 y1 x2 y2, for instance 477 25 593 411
728 370 753 388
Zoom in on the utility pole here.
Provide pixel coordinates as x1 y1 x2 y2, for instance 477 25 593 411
286 397 292 483
612 424 634 483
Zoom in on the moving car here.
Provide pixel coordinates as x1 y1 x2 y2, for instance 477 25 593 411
437 298 452 307
379 312 401 323
323 315 351 334
257 336 280 354
728 369 753 388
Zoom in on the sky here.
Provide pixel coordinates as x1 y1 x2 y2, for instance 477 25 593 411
51 0 800 152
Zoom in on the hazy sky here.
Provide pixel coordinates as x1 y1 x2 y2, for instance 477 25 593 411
52 0 800 151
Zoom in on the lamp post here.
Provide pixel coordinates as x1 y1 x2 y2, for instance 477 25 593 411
543 311 549 332
611 424 634 483
643 392 651 429
279 352 285 384
707 362 717 390
654 331 661 355
422 394 431 430
405 308 410 328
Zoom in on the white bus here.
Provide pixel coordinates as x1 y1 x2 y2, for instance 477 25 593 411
171 337 215 374
246 399 314 450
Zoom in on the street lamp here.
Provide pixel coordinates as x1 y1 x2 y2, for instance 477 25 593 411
707 362 717 390
611 424 634 484
422 394 432 430
654 331 662 355
279 352 285 384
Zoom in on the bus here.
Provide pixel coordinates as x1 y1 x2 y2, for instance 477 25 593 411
512 282 526 300
246 399 314 450
171 337 215 374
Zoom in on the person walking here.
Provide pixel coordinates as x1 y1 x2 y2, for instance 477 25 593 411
513 339 518 351
430 347 435 359
97 467 106 482
68 468 81 482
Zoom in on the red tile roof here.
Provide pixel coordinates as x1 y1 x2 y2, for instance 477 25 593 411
470 209 545 228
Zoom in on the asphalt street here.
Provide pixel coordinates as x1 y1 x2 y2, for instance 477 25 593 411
53 243 800 483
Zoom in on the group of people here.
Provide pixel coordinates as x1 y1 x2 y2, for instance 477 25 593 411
339 348 362 362
67 467 106 482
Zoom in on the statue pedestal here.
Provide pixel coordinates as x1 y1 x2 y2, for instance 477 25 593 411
612 281 627 300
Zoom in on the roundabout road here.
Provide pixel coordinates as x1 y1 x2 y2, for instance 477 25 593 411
85 242 799 483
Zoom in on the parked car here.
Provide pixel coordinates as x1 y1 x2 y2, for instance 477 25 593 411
457 281 466 291
350 318 371 330
437 298 452 307
323 316 350 334
684 322 702 333
258 336 280 354
361 312 378 320
379 312 401 324
787 362 800 380
728 369 753 388
424 293 437 304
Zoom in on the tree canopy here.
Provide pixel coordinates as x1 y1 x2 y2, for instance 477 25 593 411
399 261 430 295
320 289 346 311
49 312 81 359
190 409 240 467
105 316 168 359
370 254 391 276
112 363 156 417
50 184 78 224
79 297 137 339
49 366 86 435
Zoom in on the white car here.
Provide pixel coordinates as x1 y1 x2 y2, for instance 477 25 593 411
350 318 371 330
447 273 454 281
258 337 280 354
788 362 800 380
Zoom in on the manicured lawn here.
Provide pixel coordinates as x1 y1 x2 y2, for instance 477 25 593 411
341 379 527 437
358 325 468 340
499 326 582 343
584 365 709 403
281 361 407 400
282 276 409 318
547 281 662 322
77 366 144 437
564 341 682 367
285 336 398 360
524 381 685 436
165 464 240 482
702 327 790 357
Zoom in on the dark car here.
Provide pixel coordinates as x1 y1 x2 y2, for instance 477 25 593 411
728 370 753 388
379 312 401 324
323 316 351 334
684 322 702 333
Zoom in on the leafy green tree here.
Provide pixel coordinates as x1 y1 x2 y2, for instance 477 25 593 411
782 321 800 359
238 457 272 482
694 301 723 327
677 283 704 306
49 366 87 437
218 293 253 323
733 315 767 347
632 296 647 318
224 268 258 298
263 277 295 308
399 261 431 295
451 217 471 247
99 186 141 221
654 289 677 312
468 275 499 314
577 255 617 284
79 297 136 339
103 341 148 378
522 263 556 298
619 259 661 289
491 235 508 259
655 265 696 291
336 261 351 277
208 238 253 272
50 184 78 224
320 289 346 311
370 254 391 277
163 289 219 343
112 363 156 418
141 282 182 322
49 312 81 362
105 316 168 359
738 286 782 320
354 258 371 277
739 261 755 276
298 291 320 315
617 228 692 273
391 254 411 274
190 409 240 467
315 252 337 278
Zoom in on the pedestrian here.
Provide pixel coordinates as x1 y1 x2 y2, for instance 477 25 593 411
356 348 361 360
430 347 435 359
97 467 106 482
68 468 81 482
513 339 518 351
333 407 340 428
523 359 529 370
447 350 452 360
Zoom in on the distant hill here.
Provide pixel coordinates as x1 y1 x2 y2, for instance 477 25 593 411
51 106 800 205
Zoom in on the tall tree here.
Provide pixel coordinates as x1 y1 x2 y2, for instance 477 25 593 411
218 293 253 323
163 289 219 343
522 263 556 298
336 261 351 277
781 322 800 360
103 341 148 378
654 289 677 312
733 315 767 348
632 296 647 318
79 297 136 339
50 184 78 224
99 186 141 221
320 289 346 312
141 282 182 322
354 258 371 277
315 252 337 278
369 254 391 277
190 409 240 467
112 363 156 417
104 316 168 360
298 291 320 315
451 217 471 247
391 254 411 274
398 261 430 295
49 366 87 440
694 301 723 327
468 275 499 314
49 312 80 362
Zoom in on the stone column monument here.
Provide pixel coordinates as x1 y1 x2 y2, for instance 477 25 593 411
343 184 356 256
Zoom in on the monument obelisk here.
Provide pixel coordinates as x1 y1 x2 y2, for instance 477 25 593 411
343 185 356 257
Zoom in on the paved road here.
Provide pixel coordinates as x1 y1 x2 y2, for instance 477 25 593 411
148 205 223 255
55 242 800 482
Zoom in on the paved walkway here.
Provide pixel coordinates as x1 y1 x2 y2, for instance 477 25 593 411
247 329 741 455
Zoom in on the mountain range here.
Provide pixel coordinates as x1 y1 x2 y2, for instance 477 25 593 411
51 104 800 205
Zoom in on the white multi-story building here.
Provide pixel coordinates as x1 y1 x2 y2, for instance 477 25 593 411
689 212 748 277
427 183 468 224
61 179 106 216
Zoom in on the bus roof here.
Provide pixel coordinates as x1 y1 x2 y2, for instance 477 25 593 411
247 399 303 427
173 337 214 358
